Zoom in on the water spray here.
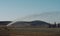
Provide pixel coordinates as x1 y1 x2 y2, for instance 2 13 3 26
6 13 42 26
6 12 60 26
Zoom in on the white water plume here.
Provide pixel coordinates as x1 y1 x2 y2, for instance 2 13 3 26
6 13 42 26
7 12 60 26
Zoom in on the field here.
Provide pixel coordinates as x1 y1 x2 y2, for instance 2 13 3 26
0 27 60 36
8 28 60 36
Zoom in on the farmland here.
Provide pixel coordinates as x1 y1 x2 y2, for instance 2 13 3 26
0 27 60 36
8 28 60 36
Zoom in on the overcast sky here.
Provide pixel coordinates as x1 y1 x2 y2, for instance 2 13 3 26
0 0 60 23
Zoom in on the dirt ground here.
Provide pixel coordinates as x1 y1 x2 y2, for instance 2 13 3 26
9 28 60 36
0 27 60 36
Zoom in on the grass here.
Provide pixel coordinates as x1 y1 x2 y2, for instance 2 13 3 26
8 28 60 36
0 27 60 36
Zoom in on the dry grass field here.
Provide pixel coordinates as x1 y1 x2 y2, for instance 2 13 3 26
8 28 60 36
0 27 60 36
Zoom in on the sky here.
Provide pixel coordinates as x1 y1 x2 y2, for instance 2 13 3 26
0 0 60 22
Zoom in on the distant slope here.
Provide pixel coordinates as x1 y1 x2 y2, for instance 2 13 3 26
10 20 51 28
31 20 50 25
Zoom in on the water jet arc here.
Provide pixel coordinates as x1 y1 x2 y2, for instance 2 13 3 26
7 12 60 26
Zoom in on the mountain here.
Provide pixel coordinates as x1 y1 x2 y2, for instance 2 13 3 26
10 20 51 28
0 20 51 28
31 20 50 26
